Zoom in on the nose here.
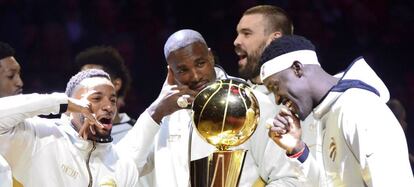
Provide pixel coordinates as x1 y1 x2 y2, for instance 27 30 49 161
275 94 282 105
102 98 116 114
233 34 241 47
190 68 201 82
16 75 23 88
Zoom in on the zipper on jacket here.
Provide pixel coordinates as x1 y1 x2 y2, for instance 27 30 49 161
86 141 97 187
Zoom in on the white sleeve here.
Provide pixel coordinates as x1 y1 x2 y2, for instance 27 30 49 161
0 156 12 187
286 148 321 187
0 93 67 132
116 110 160 176
341 93 414 187
243 91 309 186
0 93 68 179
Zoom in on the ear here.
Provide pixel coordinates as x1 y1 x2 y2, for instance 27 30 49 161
266 31 282 45
291 61 304 78
166 65 176 85
112 78 122 93
207 48 215 65
271 31 282 40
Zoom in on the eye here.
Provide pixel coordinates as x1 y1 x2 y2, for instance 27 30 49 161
110 97 117 104
6 73 14 80
196 60 206 67
176 67 188 74
90 96 101 102
242 31 252 38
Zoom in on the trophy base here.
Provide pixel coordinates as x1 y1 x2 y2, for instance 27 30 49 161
191 150 247 187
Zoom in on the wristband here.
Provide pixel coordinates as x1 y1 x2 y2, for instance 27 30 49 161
297 145 309 163
288 147 305 158
287 143 310 163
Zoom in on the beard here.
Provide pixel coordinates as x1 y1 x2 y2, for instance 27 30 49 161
238 42 267 80
76 113 112 142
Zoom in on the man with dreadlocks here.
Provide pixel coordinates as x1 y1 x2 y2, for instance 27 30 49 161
0 69 138 186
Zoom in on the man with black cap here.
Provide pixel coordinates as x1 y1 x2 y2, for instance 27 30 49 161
261 35 413 186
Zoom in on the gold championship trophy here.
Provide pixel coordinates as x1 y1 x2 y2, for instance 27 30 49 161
191 78 260 187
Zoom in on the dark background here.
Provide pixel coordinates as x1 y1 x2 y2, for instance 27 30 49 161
1 0 413 149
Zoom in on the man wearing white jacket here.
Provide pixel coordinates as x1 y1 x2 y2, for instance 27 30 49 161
0 41 23 187
0 69 138 187
262 35 414 186
117 29 305 186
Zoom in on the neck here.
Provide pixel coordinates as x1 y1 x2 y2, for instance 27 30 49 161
313 71 340 107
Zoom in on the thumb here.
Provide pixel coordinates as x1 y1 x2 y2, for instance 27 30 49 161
166 65 176 85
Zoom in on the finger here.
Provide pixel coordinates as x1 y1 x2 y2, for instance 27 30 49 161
180 94 197 104
286 115 300 131
89 122 96 135
78 122 90 140
268 130 281 139
276 114 289 125
279 107 294 116
266 118 274 129
266 118 288 129
174 85 198 95
166 65 176 85
270 126 287 135
85 113 104 128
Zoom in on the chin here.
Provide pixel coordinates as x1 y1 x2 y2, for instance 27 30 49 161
96 130 111 138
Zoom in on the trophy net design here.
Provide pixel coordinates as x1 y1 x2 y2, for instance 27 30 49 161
191 78 260 187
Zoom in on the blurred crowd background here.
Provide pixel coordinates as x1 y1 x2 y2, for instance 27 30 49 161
1 0 413 148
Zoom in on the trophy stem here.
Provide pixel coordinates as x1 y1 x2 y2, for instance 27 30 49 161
190 150 247 187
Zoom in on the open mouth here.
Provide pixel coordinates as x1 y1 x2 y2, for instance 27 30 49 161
280 97 299 116
235 48 248 66
98 117 113 130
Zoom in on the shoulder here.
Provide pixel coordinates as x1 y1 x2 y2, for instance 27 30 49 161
334 88 398 137
334 88 386 116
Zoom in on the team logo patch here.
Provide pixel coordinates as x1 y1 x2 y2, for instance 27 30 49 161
61 164 79 179
99 176 117 187
329 137 337 162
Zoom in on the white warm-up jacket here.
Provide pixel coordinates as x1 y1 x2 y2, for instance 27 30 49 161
0 93 139 187
0 155 11 187
290 58 414 186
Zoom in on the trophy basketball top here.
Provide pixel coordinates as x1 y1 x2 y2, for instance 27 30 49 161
192 78 260 151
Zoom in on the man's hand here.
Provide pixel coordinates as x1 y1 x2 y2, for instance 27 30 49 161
67 97 103 140
267 107 304 154
148 66 196 124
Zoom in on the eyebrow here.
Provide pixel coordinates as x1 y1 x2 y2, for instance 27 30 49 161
89 91 116 97
238 28 253 33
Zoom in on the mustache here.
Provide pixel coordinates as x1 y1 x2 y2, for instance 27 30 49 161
234 45 246 54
